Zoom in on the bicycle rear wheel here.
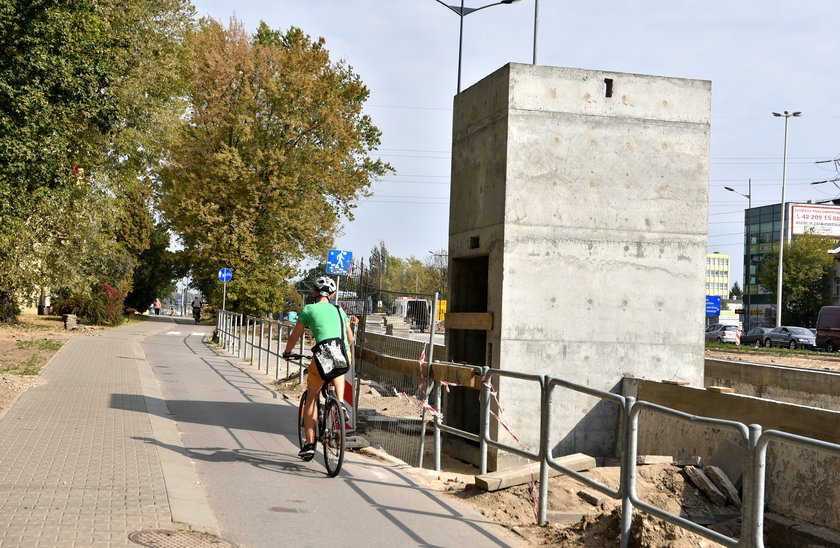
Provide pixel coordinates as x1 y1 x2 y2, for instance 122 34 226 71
297 391 307 450
322 398 345 477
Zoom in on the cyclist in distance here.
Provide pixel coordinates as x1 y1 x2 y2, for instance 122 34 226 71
283 276 354 460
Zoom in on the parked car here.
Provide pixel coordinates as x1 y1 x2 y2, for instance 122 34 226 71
704 323 741 344
815 306 840 352
741 326 771 348
762 326 817 350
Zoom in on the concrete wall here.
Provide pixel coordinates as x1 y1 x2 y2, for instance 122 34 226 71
625 379 840 531
706 358 840 411
447 64 711 462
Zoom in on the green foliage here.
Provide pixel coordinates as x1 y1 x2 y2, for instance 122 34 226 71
729 281 742 299
53 283 125 326
159 18 391 316
756 236 835 326
125 223 178 311
0 0 194 319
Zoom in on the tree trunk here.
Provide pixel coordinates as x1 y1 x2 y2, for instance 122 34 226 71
0 290 15 323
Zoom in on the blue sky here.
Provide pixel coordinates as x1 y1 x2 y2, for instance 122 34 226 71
191 0 839 286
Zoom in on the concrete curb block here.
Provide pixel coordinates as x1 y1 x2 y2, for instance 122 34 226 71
134 338 219 534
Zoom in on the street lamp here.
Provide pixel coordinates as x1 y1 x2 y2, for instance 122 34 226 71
725 180 752 331
434 0 521 93
772 110 802 327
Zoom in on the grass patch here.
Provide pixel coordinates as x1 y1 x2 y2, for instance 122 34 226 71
705 340 820 356
1 354 45 376
15 339 64 351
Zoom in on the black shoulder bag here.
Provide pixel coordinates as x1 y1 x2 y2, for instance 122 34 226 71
311 305 350 381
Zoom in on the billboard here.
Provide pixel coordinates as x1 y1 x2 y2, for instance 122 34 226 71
791 204 840 237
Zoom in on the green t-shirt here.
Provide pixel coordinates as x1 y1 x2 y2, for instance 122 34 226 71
298 302 350 349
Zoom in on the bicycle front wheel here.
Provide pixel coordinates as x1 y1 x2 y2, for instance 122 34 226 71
322 398 345 477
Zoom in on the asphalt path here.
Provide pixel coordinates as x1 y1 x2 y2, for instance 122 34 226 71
142 318 520 548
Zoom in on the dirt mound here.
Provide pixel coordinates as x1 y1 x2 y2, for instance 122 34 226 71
449 464 736 546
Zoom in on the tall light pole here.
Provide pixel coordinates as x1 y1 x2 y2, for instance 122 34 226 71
434 0 521 93
772 110 802 327
726 180 752 331
532 0 539 64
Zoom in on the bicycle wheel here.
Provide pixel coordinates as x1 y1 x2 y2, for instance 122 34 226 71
322 397 345 477
297 391 307 451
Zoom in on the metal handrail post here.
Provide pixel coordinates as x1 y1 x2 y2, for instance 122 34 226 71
298 336 304 384
433 381 442 471
275 323 281 378
744 424 765 548
479 366 490 475
243 317 249 359
249 317 256 363
417 293 440 469
538 375 551 525
236 314 242 357
620 396 637 548
267 322 273 375
223 311 229 350
258 319 265 369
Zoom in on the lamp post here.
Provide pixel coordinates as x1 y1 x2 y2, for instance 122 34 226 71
726 180 752 332
532 0 539 64
772 110 802 327
434 0 521 93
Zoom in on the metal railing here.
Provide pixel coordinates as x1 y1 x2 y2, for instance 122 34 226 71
216 309 306 382
427 362 840 548
214 308 840 547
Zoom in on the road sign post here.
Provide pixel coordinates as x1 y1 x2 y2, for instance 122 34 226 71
218 268 233 311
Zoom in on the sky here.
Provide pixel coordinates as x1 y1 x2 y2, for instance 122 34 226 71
191 0 840 286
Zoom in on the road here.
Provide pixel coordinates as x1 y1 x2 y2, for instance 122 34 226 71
142 319 519 547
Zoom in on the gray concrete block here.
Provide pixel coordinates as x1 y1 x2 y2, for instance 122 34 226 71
704 465 741 507
577 489 606 507
684 465 727 506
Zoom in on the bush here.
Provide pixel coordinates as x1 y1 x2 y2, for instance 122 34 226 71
52 283 126 326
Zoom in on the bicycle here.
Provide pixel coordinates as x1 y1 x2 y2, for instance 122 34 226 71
286 354 346 477
192 306 201 324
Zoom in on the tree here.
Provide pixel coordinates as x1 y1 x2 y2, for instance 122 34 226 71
124 224 179 312
0 0 194 321
159 18 391 315
729 281 742 300
756 236 835 326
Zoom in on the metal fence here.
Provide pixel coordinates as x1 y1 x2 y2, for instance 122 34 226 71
425 361 840 548
216 311 308 383
212 268 840 547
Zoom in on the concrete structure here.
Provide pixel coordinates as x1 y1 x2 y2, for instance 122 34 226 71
705 252 730 299
446 63 711 464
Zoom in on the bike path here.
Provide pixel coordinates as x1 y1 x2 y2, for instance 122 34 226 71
143 325 522 547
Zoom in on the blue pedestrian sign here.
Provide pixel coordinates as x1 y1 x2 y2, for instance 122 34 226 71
218 268 233 282
326 250 352 275
705 295 721 316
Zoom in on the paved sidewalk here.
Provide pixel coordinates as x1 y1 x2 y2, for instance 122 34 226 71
0 319 214 547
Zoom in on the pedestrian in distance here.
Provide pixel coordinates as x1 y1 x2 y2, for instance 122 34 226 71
153 298 161 316
283 276 354 461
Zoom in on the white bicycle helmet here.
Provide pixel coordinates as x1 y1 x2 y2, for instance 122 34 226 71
313 276 337 297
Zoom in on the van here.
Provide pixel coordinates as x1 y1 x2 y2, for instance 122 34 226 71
815 306 840 351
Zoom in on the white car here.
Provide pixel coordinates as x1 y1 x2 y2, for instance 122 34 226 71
705 323 741 344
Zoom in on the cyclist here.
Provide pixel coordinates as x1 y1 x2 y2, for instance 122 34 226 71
191 296 202 323
283 276 353 460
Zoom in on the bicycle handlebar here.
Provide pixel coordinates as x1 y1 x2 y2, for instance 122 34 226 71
283 353 311 360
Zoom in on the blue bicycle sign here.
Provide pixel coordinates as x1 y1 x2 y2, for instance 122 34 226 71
218 268 233 283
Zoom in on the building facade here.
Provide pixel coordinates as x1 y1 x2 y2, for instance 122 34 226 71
705 253 730 299
740 201 840 327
